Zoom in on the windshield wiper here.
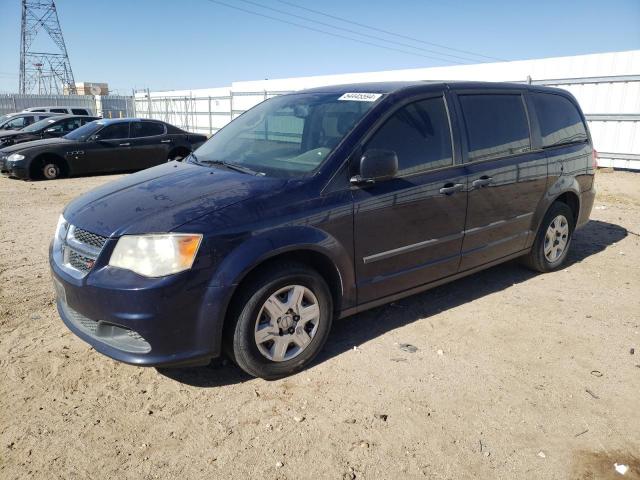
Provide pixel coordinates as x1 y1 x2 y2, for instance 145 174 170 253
200 159 264 176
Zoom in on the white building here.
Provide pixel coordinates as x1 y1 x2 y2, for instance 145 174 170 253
136 50 640 170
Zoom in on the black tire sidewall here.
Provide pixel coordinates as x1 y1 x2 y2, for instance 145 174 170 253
232 267 333 379
534 202 575 271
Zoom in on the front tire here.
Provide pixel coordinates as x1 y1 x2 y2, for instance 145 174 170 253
226 263 333 379
522 201 575 272
42 162 61 180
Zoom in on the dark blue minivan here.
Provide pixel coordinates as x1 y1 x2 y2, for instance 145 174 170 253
50 81 596 378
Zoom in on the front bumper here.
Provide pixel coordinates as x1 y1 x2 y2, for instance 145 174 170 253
50 242 230 367
0 157 29 178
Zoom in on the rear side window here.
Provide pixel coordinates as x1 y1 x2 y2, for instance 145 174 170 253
459 94 530 162
533 93 588 147
97 123 129 140
51 108 67 114
71 108 89 115
131 121 166 137
366 97 453 175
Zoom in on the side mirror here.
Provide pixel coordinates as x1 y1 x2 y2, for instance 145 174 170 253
350 149 398 185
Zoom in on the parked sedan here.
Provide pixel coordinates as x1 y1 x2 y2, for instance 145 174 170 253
0 114 99 147
0 118 207 180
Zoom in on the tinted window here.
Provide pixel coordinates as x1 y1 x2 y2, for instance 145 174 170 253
31 109 45 112
131 121 165 137
533 93 587 147
60 118 83 132
71 108 89 115
51 108 67 114
97 123 129 140
459 94 530 162
366 97 453 175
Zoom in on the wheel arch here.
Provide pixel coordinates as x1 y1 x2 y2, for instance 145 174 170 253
199 226 355 356
529 180 582 247
168 146 191 161
30 152 69 179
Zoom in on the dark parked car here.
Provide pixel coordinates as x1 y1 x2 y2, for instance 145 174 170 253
0 111 60 131
0 118 207 180
50 82 596 378
0 114 99 147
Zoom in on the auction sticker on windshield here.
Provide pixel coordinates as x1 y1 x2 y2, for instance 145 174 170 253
338 92 383 102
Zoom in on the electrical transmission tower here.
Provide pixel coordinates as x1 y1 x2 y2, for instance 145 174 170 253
19 0 76 95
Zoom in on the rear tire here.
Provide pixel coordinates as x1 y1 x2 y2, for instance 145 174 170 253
522 201 575 272
225 263 333 379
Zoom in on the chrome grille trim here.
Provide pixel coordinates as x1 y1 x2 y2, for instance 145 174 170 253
56 224 108 278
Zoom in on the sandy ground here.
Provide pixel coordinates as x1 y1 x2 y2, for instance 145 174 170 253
0 170 639 480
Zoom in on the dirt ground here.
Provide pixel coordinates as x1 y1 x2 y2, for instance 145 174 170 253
0 170 639 480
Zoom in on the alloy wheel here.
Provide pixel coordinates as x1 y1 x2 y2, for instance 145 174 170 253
254 285 320 362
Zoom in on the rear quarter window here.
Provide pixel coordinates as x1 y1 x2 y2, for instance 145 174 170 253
459 94 531 162
533 93 588 148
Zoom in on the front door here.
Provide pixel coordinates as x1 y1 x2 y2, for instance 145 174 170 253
453 91 548 271
81 122 133 174
353 94 468 304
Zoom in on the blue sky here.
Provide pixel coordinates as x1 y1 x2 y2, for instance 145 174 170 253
0 0 638 94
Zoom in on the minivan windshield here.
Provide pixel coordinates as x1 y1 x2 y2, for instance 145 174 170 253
191 92 380 177
63 121 101 141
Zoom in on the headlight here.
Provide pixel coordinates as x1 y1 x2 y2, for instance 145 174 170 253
7 153 25 162
109 234 203 277
54 214 69 241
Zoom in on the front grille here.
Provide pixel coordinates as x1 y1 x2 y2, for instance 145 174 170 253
72 228 107 249
68 250 95 273
58 224 108 278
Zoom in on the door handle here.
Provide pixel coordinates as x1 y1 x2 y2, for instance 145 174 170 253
160 139 172 143
439 183 465 195
119 142 130 146
472 176 493 188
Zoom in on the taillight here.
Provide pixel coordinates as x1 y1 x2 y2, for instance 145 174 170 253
592 149 598 169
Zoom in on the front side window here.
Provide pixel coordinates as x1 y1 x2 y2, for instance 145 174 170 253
533 93 588 148
63 121 101 141
459 94 531 162
193 92 378 177
6 117 29 129
96 123 130 140
131 121 165 138
365 97 453 175
60 118 83 132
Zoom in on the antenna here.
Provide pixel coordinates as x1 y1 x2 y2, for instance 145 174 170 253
19 0 76 95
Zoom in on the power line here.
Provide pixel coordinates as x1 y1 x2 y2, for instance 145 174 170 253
236 0 481 64
203 0 465 65
277 0 507 62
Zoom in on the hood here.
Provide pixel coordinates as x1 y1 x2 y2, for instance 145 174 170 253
0 129 22 138
0 136 70 153
64 161 288 237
